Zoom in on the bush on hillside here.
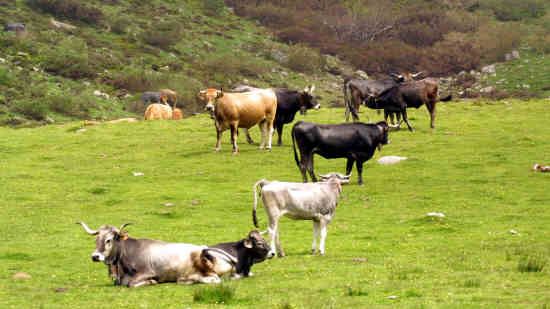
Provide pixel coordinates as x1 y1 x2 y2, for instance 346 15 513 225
285 44 325 74
28 0 104 25
201 54 268 81
41 37 94 79
13 98 48 120
481 0 546 21
46 93 93 118
107 68 166 92
203 0 226 16
140 21 183 50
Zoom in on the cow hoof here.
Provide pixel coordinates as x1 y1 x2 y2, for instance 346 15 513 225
214 148 221 152
277 253 285 258
232 151 239 155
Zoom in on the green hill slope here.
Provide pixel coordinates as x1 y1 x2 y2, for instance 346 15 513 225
0 0 345 126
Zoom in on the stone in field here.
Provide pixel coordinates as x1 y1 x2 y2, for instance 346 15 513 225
377 156 407 165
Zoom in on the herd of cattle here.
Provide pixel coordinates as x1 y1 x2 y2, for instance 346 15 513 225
80 72 451 287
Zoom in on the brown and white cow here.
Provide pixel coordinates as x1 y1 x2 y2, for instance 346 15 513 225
198 88 277 153
144 103 172 120
78 222 221 287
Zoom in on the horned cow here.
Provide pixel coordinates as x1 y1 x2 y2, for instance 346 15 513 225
78 222 221 287
252 175 346 257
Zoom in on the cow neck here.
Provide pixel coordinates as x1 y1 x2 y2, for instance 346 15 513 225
107 236 132 266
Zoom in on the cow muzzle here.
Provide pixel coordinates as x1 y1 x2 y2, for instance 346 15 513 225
91 252 105 262
267 251 276 259
205 103 215 112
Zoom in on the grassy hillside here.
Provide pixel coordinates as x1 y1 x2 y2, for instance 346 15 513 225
0 0 345 126
1 101 549 308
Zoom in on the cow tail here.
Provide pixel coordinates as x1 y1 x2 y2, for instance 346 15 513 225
292 124 300 168
343 78 351 121
253 179 269 228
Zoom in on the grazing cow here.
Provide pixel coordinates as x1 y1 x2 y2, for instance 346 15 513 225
344 73 420 122
172 108 183 120
144 103 172 120
252 176 345 257
159 88 178 107
206 230 271 278
198 88 277 153
367 78 452 131
4 23 26 33
232 85 320 146
292 121 389 185
141 91 167 105
78 222 221 287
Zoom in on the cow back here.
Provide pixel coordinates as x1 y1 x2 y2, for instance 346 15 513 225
215 90 277 128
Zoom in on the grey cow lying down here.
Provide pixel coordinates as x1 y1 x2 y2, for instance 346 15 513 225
78 222 270 287
252 174 347 257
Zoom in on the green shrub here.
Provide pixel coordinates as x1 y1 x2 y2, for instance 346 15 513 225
481 0 546 21
0 67 14 87
201 54 268 81
13 98 48 120
108 68 166 92
28 0 104 24
111 16 131 34
203 0 226 16
193 285 235 304
463 278 481 288
285 44 325 74
140 21 183 50
41 37 94 79
346 286 369 297
45 94 92 118
518 254 547 273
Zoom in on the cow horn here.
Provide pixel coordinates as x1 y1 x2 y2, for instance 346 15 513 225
199 90 207 94
259 230 268 235
412 72 423 78
118 223 132 232
78 222 98 235
309 85 315 93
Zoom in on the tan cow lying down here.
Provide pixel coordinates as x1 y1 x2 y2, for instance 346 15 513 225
159 89 178 107
144 104 172 120
199 88 277 153
172 108 183 120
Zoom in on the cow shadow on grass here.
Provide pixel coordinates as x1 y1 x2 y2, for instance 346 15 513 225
177 147 273 159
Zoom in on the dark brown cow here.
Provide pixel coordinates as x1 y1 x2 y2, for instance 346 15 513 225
198 88 277 153
368 78 452 131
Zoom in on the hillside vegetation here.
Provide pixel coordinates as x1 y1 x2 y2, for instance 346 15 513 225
0 0 345 126
228 0 550 76
1 102 549 308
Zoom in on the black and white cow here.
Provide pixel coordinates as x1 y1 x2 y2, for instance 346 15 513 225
291 121 389 185
206 230 271 278
252 176 345 257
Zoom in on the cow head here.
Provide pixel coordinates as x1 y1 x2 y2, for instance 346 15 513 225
376 121 390 150
243 230 272 262
198 88 224 113
78 222 131 263
390 72 423 83
318 172 351 184
300 85 320 115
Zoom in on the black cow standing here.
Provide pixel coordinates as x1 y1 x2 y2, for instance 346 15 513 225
292 121 389 185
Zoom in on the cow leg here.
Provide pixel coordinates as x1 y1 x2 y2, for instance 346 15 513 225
356 160 364 185
306 154 317 182
426 103 436 129
346 158 355 175
215 127 223 152
258 121 266 150
402 109 415 132
230 123 239 154
267 217 281 258
266 120 275 150
318 220 328 256
243 128 255 144
128 273 158 288
275 227 285 257
299 153 309 183
396 112 402 129
312 220 320 254
276 124 283 146
177 274 221 285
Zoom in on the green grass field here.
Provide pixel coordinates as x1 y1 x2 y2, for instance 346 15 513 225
1 100 549 308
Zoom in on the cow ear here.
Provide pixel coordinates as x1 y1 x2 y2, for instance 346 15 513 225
217 89 224 98
198 90 206 99
244 239 253 248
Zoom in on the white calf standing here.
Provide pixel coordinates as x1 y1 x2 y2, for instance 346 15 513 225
252 176 346 257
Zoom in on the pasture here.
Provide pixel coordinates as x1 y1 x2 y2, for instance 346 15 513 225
1 100 549 308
